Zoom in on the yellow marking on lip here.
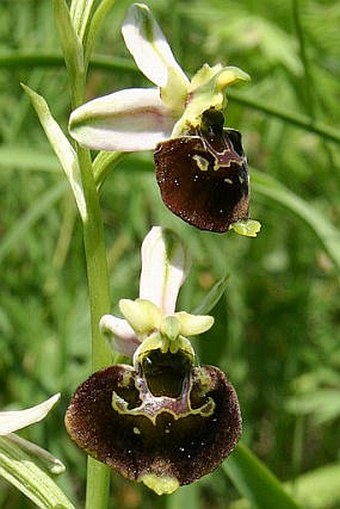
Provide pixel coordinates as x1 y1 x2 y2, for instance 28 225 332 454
193 154 209 172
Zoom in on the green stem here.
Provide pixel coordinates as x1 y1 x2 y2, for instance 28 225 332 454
76 147 113 509
44 3 117 507
61 11 114 504
77 148 113 370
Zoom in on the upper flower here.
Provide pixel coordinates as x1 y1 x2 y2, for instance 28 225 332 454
69 3 260 235
69 3 248 152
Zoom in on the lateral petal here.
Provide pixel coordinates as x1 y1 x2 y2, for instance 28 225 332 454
100 314 141 357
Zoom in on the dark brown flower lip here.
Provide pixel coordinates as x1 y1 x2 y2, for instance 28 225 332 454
65 361 242 493
154 122 249 233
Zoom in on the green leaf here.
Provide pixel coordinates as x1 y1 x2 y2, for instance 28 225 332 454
0 436 75 509
192 274 229 315
22 85 87 221
252 169 340 274
224 442 301 509
229 463 340 509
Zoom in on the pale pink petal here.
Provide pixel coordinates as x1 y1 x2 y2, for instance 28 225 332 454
69 88 175 151
99 314 140 357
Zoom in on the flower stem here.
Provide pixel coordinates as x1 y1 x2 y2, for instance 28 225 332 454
77 149 112 370
76 147 113 509
54 1 114 505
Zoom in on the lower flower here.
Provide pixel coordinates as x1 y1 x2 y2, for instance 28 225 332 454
65 347 241 495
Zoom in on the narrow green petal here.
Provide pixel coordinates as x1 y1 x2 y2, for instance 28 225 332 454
119 298 161 338
175 311 214 336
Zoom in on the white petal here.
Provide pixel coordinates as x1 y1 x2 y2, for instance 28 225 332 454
122 4 189 88
0 394 60 436
69 88 175 151
99 314 140 357
139 226 191 315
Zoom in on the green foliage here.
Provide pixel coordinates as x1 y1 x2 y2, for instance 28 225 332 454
0 0 339 508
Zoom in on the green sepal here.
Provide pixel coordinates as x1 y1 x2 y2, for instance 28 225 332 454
5 434 65 475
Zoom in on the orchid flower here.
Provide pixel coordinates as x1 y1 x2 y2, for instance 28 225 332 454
69 3 260 236
65 227 241 495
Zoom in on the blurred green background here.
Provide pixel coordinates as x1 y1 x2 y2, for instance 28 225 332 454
0 0 339 507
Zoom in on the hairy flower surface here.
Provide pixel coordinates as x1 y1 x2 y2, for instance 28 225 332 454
65 227 242 494
69 3 260 235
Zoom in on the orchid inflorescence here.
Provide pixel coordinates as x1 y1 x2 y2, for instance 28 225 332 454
63 1 260 497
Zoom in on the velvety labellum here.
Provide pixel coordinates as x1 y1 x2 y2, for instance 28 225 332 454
154 113 249 232
65 351 241 491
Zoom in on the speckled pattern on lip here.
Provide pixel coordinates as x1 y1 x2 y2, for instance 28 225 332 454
154 109 249 233
65 359 241 489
